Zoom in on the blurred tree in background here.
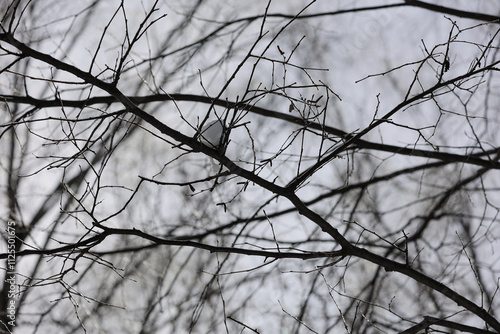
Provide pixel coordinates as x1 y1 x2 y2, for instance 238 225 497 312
1 1 500 333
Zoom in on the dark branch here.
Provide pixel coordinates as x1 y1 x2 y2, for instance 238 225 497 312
405 0 500 23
